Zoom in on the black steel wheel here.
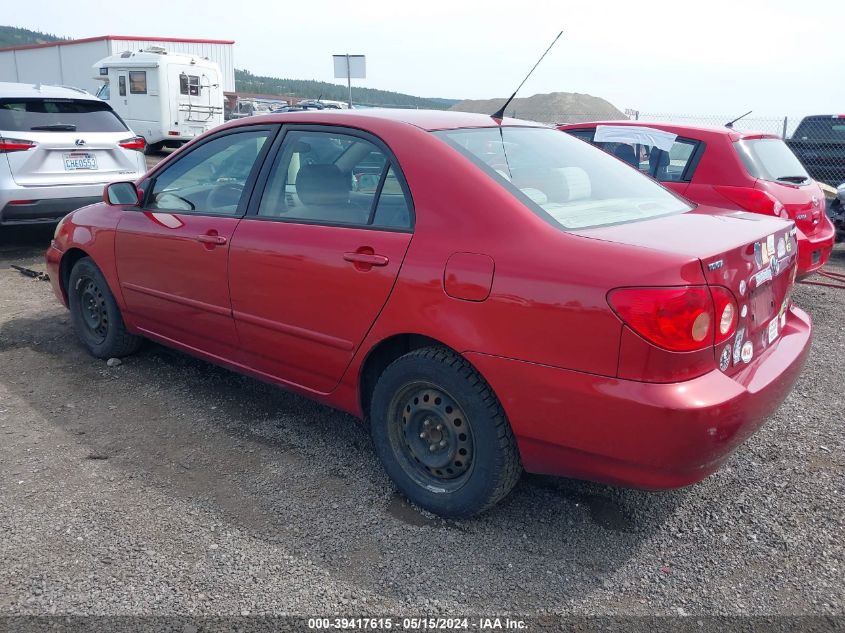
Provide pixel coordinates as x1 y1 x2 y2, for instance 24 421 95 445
370 347 522 518
68 257 142 359
390 382 475 491
76 276 110 344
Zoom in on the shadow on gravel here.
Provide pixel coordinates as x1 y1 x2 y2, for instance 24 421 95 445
0 309 689 607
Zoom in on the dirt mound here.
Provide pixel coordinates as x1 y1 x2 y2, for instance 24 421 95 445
450 92 625 125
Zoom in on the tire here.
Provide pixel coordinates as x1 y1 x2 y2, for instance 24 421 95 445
143 140 163 156
370 347 522 518
68 257 142 359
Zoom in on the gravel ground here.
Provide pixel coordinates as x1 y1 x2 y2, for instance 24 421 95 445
0 223 842 619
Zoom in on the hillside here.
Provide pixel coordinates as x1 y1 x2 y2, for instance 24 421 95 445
451 92 625 125
235 70 459 110
0 25 65 48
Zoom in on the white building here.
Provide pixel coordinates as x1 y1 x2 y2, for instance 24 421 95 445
0 35 235 94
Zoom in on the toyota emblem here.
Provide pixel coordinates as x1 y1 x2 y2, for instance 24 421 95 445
75 139 86 147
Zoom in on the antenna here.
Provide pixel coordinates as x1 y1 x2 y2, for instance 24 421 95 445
726 110 752 128
492 31 563 120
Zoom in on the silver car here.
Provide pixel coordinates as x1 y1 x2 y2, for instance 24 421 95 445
0 82 146 226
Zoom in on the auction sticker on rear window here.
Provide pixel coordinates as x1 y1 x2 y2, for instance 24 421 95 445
63 152 97 171
768 318 779 344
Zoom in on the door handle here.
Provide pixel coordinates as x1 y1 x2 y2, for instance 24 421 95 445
196 234 227 246
343 252 389 267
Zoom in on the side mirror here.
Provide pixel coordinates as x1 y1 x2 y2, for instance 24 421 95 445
104 181 141 206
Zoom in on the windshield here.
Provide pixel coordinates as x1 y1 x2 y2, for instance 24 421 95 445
434 127 692 229
0 98 127 133
735 138 810 184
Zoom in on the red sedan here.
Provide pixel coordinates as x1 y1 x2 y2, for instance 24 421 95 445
47 110 811 517
558 121 836 278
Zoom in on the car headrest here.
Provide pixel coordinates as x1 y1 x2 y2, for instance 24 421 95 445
613 144 638 167
295 164 349 207
552 167 591 202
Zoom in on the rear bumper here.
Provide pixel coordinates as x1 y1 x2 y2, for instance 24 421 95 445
466 305 812 489
0 196 101 224
796 217 836 278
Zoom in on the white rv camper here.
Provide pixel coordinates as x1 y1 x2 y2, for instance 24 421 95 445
93 48 224 152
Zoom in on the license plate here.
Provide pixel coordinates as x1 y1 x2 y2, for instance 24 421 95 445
63 152 97 171
749 285 775 324
768 318 779 344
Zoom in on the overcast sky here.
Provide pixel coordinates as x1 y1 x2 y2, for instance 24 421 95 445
10 0 844 118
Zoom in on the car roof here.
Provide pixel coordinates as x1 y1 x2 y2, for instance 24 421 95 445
0 81 97 100
558 119 779 142
229 108 549 132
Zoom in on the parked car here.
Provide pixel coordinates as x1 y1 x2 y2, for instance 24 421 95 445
558 121 836 278
47 110 811 517
0 82 146 227
785 115 845 187
828 183 845 242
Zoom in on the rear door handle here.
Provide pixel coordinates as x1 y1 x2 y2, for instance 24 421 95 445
343 252 389 267
196 234 227 245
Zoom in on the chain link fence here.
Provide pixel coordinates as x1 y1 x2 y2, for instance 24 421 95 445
553 112 845 188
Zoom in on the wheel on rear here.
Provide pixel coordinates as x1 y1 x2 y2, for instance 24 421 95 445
370 347 522 518
68 257 141 359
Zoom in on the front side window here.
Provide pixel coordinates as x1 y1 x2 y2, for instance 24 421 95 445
180 74 200 96
129 71 147 94
147 130 270 215
96 82 110 101
436 126 692 230
0 98 127 133
257 130 412 229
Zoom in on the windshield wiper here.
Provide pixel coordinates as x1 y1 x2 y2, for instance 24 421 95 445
30 124 77 131
776 175 809 183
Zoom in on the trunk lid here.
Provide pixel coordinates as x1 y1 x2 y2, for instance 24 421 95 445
4 130 140 186
574 208 798 374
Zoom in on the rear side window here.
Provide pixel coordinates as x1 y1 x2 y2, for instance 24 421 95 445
584 126 701 182
0 98 128 133
257 130 412 230
735 138 810 183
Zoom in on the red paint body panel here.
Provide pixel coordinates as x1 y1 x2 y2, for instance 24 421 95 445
228 220 412 393
115 211 242 359
467 305 810 488
47 109 814 491
444 252 495 302
558 120 836 277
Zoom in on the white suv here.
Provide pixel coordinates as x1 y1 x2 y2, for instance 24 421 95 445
0 82 146 226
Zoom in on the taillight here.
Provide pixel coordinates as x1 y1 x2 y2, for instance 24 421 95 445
714 185 785 217
0 138 36 153
118 136 146 151
608 286 714 352
710 286 738 344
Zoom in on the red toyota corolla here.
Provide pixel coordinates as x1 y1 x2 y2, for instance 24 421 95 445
47 110 811 517
558 121 836 278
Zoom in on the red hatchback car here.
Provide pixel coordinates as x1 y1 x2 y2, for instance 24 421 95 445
558 121 836 278
47 110 811 517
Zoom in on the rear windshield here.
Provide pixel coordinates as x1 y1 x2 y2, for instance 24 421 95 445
735 138 810 184
434 126 692 229
0 98 128 133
